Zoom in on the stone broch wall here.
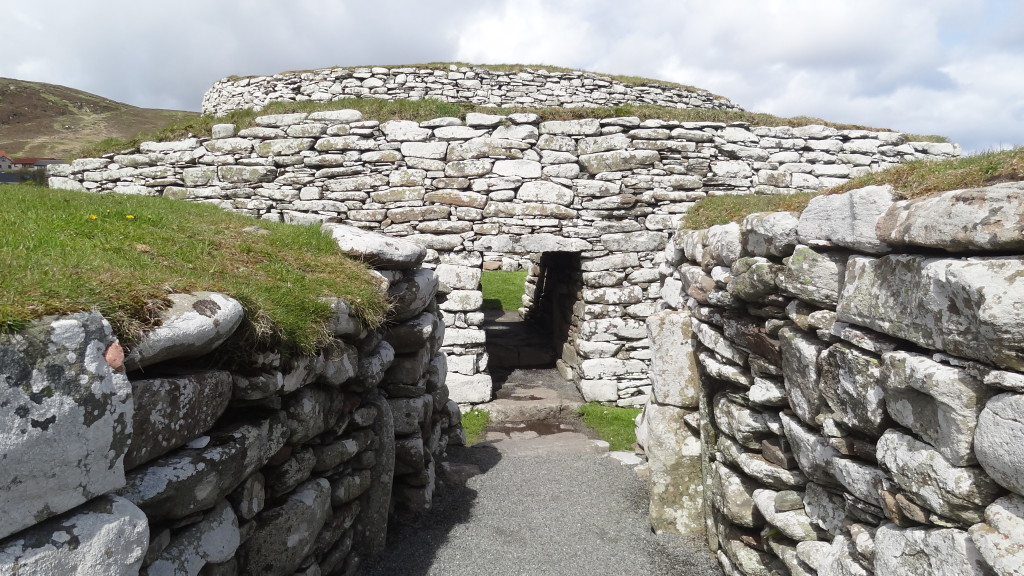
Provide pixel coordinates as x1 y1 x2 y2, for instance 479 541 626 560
640 183 1024 575
0 228 462 575
48 110 957 408
201 64 744 116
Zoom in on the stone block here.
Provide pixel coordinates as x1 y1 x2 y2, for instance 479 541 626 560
0 496 147 576
646 310 700 408
125 292 244 371
975 392 1024 496
881 351 992 466
777 245 848 308
875 524 992 576
446 373 492 404
797 185 894 253
0 312 132 540
238 478 332 576
645 404 704 534
838 255 1024 371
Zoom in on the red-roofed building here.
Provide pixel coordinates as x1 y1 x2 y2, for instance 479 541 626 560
0 151 13 171
13 157 63 169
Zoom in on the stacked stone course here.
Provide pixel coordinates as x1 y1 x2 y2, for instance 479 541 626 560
49 110 956 407
642 182 1024 575
201 64 744 116
0 231 462 576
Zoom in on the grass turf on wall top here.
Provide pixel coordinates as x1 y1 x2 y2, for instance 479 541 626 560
682 147 1024 229
0 184 388 358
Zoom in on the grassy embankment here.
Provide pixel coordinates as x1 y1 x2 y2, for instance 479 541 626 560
0 184 388 359
683 147 1024 229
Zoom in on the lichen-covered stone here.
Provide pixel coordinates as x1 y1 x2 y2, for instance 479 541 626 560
875 524 992 576
0 496 147 576
779 327 827 426
797 185 894 253
876 429 1002 524
238 478 332 576
820 344 888 436
969 494 1024 576
125 370 233 469
877 182 1024 252
838 255 1024 371
125 292 244 371
777 246 848 308
646 310 700 408
0 312 132 540
118 413 288 522
144 500 239 576
974 392 1024 496
645 404 703 535
881 351 992 466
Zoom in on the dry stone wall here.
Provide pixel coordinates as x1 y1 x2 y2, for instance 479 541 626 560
640 182 1024 575
0 230 462 576
201 64 744 116
49 110 957 407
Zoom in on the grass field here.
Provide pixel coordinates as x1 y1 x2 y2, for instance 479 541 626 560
578 403 642 452
480 270 528 311
0 184 387 358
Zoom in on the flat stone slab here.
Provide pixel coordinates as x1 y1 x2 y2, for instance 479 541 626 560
125 292 244 371
322 223 426 269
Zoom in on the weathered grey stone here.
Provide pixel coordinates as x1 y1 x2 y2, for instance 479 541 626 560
717 435 808 490
227 473 264 521
446 373 492 404
126 371 232 469
719 524 788 576
819 344 887 436
218 165 277 183
881 351 992 466
777 246 848 308
539 119 602 136
818 535 871 576
780 412 840 486
0 496 147 576
400 141 448 159
388 269 439 322
144 500 239 576
803 482 846 535
601 231 667 252
876 429 1002 524
969 494 1024 576
714 393 778 449
0 312 132 540
698 351 754 387
975 392 1024 496
838 255 1024 371
125 292 244 370
753 488 827 541
579 149 660 173
710 462 764 528
517 180 573 205
779 327 827 425
645 404 704 534
729 257 781 302
239 478 332 576
830 458 889 509
798 185 894 253
705 223 743 267
381 119 431 141
520 233 592 253
878 183 1024 252
647 310 700 408
118 413 288 522
875 524 992 576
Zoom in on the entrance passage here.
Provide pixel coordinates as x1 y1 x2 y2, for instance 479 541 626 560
482 252 581 379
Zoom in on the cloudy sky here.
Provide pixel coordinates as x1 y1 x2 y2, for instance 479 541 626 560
3 0 1022 152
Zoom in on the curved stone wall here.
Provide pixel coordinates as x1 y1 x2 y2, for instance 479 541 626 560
642 182 1024 575
201 64 744 116
49 110 958 407
0 236 461 575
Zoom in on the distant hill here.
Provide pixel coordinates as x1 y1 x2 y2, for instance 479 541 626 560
0 78 198 160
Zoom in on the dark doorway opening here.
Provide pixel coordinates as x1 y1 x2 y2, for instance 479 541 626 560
484 252 582 387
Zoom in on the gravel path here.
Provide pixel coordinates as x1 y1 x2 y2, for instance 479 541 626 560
358 431 722 576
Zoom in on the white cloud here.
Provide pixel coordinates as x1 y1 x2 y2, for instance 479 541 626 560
0 0 1019 150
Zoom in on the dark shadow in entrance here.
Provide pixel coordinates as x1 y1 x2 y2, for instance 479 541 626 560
484 252 582 392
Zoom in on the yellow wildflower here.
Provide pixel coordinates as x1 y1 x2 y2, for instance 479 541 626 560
88 214 98 220
125 214 136 219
